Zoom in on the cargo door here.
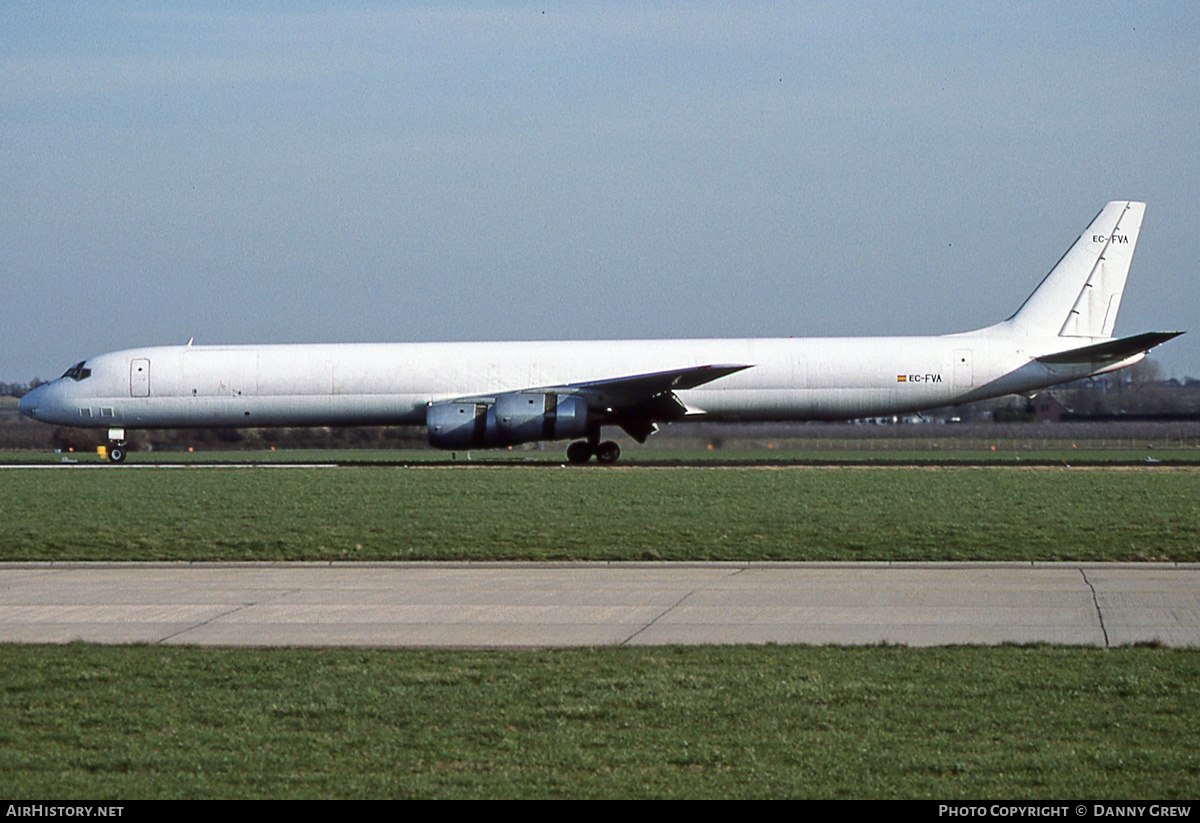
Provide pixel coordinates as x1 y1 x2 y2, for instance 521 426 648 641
130 358 150 397
953 349 973 388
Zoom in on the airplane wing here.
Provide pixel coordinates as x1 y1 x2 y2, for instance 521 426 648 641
560 363 752 400
450 363 752 443
554 363 752 440
1036 332 1183 365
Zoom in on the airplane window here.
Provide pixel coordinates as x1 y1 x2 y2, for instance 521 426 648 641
60 361 92 381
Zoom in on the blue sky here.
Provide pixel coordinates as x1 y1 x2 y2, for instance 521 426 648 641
3 2 1198 380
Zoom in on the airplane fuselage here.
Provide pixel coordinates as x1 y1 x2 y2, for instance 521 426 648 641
19 328 1107 430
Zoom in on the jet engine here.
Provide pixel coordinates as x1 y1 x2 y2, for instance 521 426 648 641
426 392 589 449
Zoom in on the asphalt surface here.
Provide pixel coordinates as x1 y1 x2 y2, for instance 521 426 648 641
2 562 1198 648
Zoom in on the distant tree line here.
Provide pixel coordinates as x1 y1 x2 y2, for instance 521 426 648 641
0 380 43 398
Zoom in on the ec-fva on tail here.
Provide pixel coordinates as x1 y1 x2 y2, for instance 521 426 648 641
19 201 1182 462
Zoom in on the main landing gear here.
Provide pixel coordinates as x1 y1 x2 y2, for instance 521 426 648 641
107 427 127 463
566 438 621 464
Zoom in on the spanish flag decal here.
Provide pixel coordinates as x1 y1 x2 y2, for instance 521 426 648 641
896 375 906 382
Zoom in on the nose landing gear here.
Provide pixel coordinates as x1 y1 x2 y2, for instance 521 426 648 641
107 428 127 463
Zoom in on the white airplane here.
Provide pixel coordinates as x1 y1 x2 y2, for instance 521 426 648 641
19 200 1180 463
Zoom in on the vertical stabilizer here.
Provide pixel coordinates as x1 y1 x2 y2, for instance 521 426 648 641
1007 201 1145 338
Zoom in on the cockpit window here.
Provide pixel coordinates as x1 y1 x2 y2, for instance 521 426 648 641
61 361 92 381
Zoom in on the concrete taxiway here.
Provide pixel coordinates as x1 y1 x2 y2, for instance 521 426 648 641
2 562 1198 648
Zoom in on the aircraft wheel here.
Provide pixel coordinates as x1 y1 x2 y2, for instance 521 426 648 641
595 440 620 464
566 441 592 464
108 446 126 463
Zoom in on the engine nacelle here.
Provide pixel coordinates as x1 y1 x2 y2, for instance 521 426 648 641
426 393 589 449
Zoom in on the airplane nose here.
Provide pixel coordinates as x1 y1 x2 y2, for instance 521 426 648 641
17 385 43 419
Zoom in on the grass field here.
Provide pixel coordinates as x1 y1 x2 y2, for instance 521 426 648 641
4 455 1198 799
2 644 1198 799
1 463 1197 562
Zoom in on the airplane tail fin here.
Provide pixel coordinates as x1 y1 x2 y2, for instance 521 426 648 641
1006 201 1145 338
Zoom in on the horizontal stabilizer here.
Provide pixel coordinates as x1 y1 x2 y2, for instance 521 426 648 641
1036 332 1183 365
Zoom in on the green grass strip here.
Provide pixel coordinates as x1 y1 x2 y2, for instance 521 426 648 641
2 644 1198 799
2 466 1198 561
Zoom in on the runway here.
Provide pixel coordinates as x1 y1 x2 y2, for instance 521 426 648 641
2 562 1198 648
